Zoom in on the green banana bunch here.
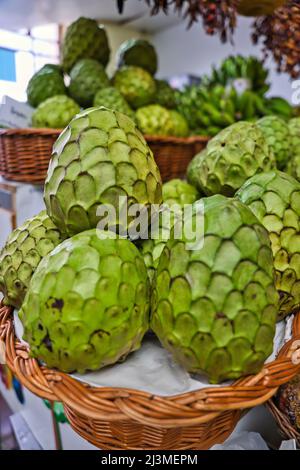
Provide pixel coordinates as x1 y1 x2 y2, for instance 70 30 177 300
263 97 294 120
177 84 268 137
202 55 270 96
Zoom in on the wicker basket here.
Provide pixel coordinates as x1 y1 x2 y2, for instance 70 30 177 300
0 128 60 184
267 399 300 447
146 135 209 182
0 128 209 185
1 303 300 450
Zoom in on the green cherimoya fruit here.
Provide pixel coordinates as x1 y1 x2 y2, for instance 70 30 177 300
187 148 207 192
286 154 300 182
256 116 290 170
69 59 110 107
155 80 177 109
117 39 158 76
19 229 150 373
236 170 300 320
187 121 275 196
44 107 162 237
136 105 172 136
168 110 189 137
286 118 300 181
27 65 66 108
151 195 279 383
61 17 110 73
162 179 199 206
32 95 80 129
0 211 65 309
140 180 199 282
289 118 300 156
93 87 135 121
113 66 156 109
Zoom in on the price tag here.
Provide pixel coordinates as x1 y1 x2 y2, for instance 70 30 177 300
0 96 33 128
231 78 251 95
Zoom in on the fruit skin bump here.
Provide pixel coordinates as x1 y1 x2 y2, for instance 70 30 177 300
236 170 300 320
286 118 300 181
168 110 189 137
19 229 150 373
117 39 158 76
136 105 172 136
186 121 275 196
256 116 290 170
113 66 156 109
26 65 66 108
140 179 199 282
44 107 162 237
0 211 65 309
31 95 80 129
93 87 135 121
61 17 110 73
162 179 199 207
151 195 278 383
155 80 177 109
69 58 110 107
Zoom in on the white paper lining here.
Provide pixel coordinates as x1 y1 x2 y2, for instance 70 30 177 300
14 312 293 397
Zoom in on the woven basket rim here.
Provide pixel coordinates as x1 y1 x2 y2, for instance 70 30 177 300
0 128 62 136
0 127 210 143
1 303 300 427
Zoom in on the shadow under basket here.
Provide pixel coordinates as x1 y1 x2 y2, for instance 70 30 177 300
1 304 300 450
0 128 209 185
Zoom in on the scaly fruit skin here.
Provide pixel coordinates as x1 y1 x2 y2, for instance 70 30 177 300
155 80 177 109
289 118 300 156
187 121 275 196
61 17 110 73
0 211 65 309
27 65 66 108
187 148 207 192
140 180 199 282
256 116 290 170
286 154 300 182
162 179 199 206
19 229 150 373
168 111 189 137
31 95 80 128
151 195 278 384
44 107 162 237
236 171 300 320
117 39 158 76
113 66 156 109
136 105 172 136
286 118 300 181
69 59 110 107
202 55 270 96
93 87 135 121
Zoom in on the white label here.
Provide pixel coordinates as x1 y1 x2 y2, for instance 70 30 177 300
0 96 33 128
232 78 251 95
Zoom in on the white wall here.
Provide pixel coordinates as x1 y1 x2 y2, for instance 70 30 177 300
152 16 293 101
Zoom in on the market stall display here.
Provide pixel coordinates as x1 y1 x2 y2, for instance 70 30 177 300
0 2 300 451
